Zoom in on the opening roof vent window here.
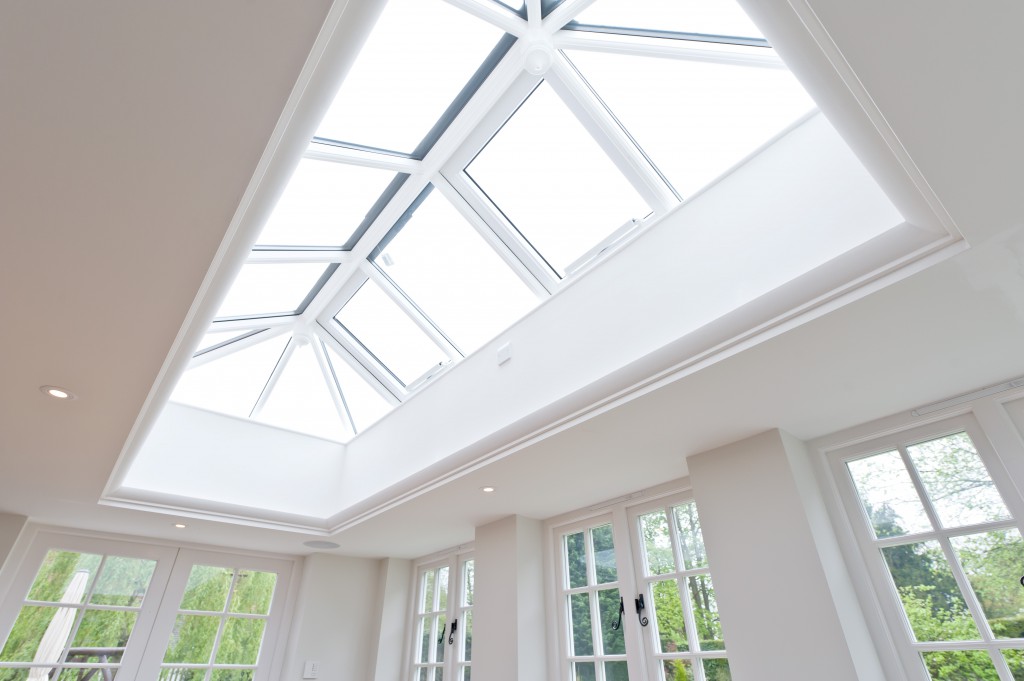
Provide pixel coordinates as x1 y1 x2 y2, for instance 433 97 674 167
168 0 817 441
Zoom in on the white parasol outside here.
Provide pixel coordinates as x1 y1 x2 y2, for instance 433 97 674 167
28 568 90 680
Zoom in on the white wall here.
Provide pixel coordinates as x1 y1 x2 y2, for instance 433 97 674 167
688 430 880 680
473 515 547 681
0 514 27 604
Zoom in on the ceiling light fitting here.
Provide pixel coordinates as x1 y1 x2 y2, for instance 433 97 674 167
481 486 496 493
40 385 76 400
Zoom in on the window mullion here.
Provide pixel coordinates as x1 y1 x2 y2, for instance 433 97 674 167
443 0 529 37
542 0 598 33
544 56 677 212
551 29 787 69
310 336 356 437
249 337 294 418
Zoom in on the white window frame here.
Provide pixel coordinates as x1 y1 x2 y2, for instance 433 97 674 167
0 528 297 681
827 412 1024 681
407 545 475 681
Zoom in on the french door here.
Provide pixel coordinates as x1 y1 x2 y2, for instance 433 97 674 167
0 531 294 681
552 492 732 681
410 551 474 681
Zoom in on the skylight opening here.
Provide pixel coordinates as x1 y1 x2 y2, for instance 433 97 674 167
168 0 820 442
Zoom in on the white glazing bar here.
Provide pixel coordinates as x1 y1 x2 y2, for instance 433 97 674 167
545 56 677 212
526 0 542 29
314 322 403 405
247 250 353 264
544 0 597 33
249 338 295 418
553 30 786 69
311 336 357 436
362 261 463 360
188 328 291 369
444 0 529 36
305 142 421 174
433 173 556 298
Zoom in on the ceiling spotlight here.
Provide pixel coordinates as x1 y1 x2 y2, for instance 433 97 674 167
40 385 76 400
173 523 187 529
481 486 496 493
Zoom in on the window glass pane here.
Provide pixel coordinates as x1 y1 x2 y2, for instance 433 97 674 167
0 606 66 662
950 529 1024 639
605 661 629 681
255 158 397 248
256 339 349 441
1003 649 1024 680
211 670 254 681
421 570 436 613
162 614 219 664
703 658 732 681
639 510 676 576
215 263 328 320
229 571 277 616
591 524 617 584
673 502 709 570
572 0 764 40
662 659 694 681
334 279 449 386
462 560 475 607
906 433 1011 528
417 616 430 663
70 609 137 660
462 609 473 662
597 588 624 654
90 556 156 607
880 540 980 642
27 551 101 604
920 650 999 681
573 662 596 681
466 82 651 277
688 575 724 651
569 593 593 656
566 49 814 200
315 0 504 154
179 566 232 613
323 343 393 432
373 189 538 354
214 617 266 665
847 450 933 538
171 335 289 418
651 579 687 652
565 532 588 588
159 670 202 681
437 567 450 613
434 613 447 663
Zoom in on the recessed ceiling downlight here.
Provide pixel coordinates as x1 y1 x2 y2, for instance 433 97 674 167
40 385 76 400
481 486 496 493
303 540 340 550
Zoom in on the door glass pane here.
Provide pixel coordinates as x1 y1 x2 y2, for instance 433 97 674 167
334 278 449 386
597 588 624 654
435 614 447 663
591 524 617 584
847 451 933 537
569 593 593 656
315 0 504 155
920 650 999 680
70 609 137 660
880 541 980 641
703 658 732 681
565 532 588 588
162 614 219 663
950 529 1024 638
687 575 724 651
573 661 596 681
465 82 651 277
179 565 232 612
211 670 254 681
422 570 437 612
372 188 538 354
229 571 277 616
572 0 764 40
214 617 266 665
639 510 676 575
462 610 473 661
90 556 156 607
662 659 694 681
1003 649 1024 680
27 551 101 604
0 606 65 662
437 567 449 613
256 340 349 441
254 158 397 248
215 263 328 320
651 579 688 652
418 616 430 663
906 433 1011 528
605 660 629 681
566 49 814 199
673 502 708 570
462 560 475 607
171 334 290 418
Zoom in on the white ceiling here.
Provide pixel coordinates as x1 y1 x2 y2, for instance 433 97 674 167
2 0 1022 559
